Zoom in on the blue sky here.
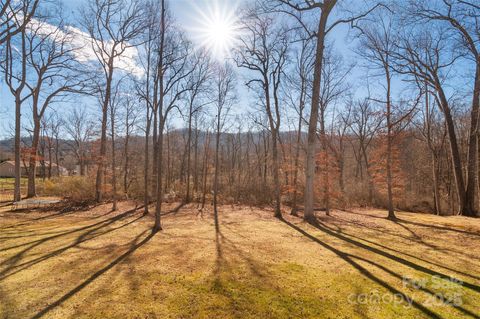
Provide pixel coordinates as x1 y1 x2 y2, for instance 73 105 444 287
0 0 403 139
1 0 259 138
1 0 456 140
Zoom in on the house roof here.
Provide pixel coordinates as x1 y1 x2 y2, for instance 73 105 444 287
0 160 67 169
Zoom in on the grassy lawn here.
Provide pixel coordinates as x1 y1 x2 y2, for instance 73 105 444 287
0 178 48 202
0 202 479 318
0 177 28 186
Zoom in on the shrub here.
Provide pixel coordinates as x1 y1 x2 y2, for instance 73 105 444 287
43 176 95 202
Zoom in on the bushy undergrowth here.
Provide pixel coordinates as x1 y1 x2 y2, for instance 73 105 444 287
44 176 95 202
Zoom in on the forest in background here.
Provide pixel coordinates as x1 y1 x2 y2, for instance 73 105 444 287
2 0 480 232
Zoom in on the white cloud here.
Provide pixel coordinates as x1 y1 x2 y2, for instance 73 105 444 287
27 18 144 78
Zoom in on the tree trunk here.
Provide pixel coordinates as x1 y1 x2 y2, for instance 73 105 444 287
304 5 333 223
154 120 164 232
201 131 210 210
432 154 441 215
437 86 467 215
111 105 117 211
213 118 221 233
123 121 130 197
144 115 151 214
465 65 480 216
185 102 194 203
385 67 395 220
386 125 395 219
193 124 199 196
55 136 60 177
47 139 52 179
291 99 303 216
95 106 108 202
320 109 330 216
271 128 282 218
425 87 441 215
80 157 85 176
95 63 114 203
14 95 22 202
27 120 40 198
152 109 158 187
338 157 345 195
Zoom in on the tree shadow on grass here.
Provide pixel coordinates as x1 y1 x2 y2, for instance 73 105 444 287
30 228 155 319
0 207 119 240
159 202 186 217
0 205 143 252
345 210 480 237
279 217 480 319
0 210 75 231
0 206 145 280
0 202 105 231
309 218 480 294
330 215 442 251
395 218 480 237
211 226 276 314
317 219 480 282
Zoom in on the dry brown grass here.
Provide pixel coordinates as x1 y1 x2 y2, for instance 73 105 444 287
0 202 479 318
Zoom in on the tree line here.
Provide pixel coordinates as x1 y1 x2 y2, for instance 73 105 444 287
1 0 479 232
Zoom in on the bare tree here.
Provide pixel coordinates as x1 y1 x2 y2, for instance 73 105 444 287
81 0 145 203
121 91 138 197
284 35 314 215
415 86 447 215
236 10 288 218
406 0 479 216
153 2 195 232
65 106 95 176
2 23 30 201
327 104 351 203
212 63 236 232
317 48 351 215
47 112 63 176
0 0 39 45
182 50 211 203
356 14 398 219
134 0 158 214
24 9 85 197
275 0 381 223
392 25 469 215
109 81 124 211
347 98 383 204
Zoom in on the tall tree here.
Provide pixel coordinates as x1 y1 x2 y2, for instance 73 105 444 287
121 91 138 197
415 86 446 215
65 106 95 176
407 0 479 216
347 98 383 204
81 0 145 203
236 10 288 218
24 9 85 197
153 2 194 232
212 63 236 232
317 48 351 215
2 24 29 201
134 0 158 214
284 35 314 215
392 25 468 215
182 50 211 203
357 14 398 219
275 0 381 222
109 81 123 211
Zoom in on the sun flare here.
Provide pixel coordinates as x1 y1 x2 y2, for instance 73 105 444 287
190 1 241 59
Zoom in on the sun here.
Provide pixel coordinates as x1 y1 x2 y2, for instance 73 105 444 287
190 0 241 59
